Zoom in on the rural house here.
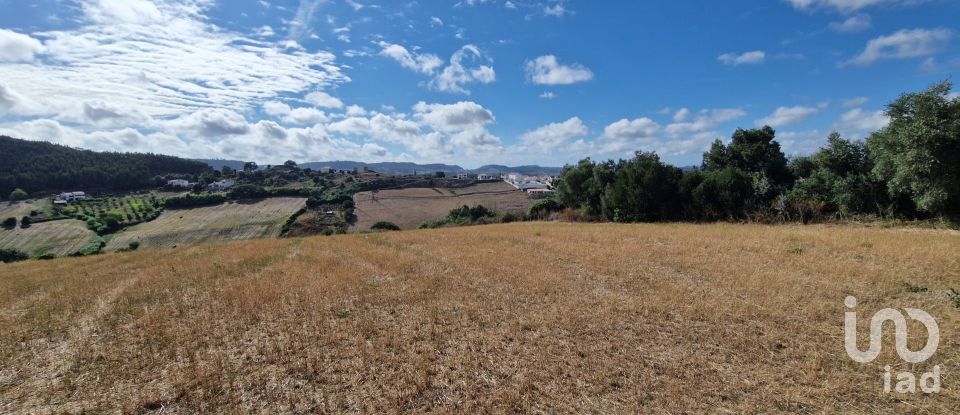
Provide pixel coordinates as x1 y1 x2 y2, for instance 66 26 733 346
56 191 87 202
208 179 236 191
167 179 192 188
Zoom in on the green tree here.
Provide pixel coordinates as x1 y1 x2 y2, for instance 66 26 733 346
600 151 683 222
693 167 754 220
867 81 960 217
9 188 28 201
0 248 29 263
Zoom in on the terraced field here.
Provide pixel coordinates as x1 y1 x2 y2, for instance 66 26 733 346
352 181 532 230
0 219 96 256
104 197 306 251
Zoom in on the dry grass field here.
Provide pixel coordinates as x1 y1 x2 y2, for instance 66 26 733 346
1 222 958 413
352 182 532 230
103 197 306 251
0 219 96 256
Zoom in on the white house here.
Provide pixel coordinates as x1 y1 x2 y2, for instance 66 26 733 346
208 179 236 191
477 174 491 181
167 179 191 188
57 191 87 202
455 173 469 180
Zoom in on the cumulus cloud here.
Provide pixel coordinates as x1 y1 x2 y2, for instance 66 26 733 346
304 91 344 109
841 96 869 107
525 55 593 85
0 29 44 62
602 118 660 142
430 45 496 94
829 15 871 32
520 117 588 151
843 28 952 66
378 42 444 75
0 0 346 121
786 0 920 13
664 108 747 135
836 107 890 133
379 43 494 94
718 51 766 65
170 108 251 137
413 101 495 132
755 104 827 128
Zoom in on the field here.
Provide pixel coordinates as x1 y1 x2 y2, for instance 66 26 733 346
0 219 96 256
103 197 305 251
1 222 958 413
352 182 532 230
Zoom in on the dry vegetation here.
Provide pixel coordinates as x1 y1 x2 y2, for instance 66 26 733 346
352 182 532 230
1 222 958 413
0 219 96 256
104 197 306 251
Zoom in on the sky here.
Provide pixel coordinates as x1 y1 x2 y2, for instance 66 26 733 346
0 0 958 168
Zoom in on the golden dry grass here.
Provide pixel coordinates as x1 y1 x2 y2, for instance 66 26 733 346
1 222 958 413
104 197 306 251
352 182 532 230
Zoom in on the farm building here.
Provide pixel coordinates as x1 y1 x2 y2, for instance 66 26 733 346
455 173 469 180
56 191 87 202
208 179 236 191
167 179 192 188
526 188 554 199
477 174 491 181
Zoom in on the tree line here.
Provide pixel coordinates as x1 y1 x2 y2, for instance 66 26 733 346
554 82 960 223
0 136 212 197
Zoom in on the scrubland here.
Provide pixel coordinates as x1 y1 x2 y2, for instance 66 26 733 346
1 222 958 413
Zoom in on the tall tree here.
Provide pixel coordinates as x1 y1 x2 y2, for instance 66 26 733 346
868 81 960 217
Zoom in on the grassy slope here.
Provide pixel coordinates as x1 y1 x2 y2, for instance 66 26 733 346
1 223 958 413
352 182 532 230
0 219 96 256
103 197 306 251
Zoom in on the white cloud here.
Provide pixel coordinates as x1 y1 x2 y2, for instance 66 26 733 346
539 91 557 99
673 108 690 122
0 29 45 62
379 43 494 94
429 45 496 94
430 17 444 27
521 117 588 151
288 0 325 40
829 14 871 32
544 3 570 17
170 108 251 137
718 50 766 65
602 118 660 141
843 28 952 67
0 0 346 122
413 101 494 132
755 104 826 128
786 0 920 13
664 108 747 135
836 107 889 132
0 83 26 114
378 42 444 75
525 55 593 85
304 91 344 109
841 96 869 107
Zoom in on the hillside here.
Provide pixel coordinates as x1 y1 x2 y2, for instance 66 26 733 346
0 136 211 196
1 222 957 413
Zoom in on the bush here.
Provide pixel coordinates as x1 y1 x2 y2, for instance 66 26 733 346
228 184 269 199
2 217 15 228
0 248 29 263
128 241 140 251
528 199 564 220
20 216 31 227
9 188 28 201
164 193 227 208
34 252 56 260
371 221 401 231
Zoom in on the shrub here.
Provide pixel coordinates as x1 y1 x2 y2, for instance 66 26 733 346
9 188 28 201
20 216 31 227
2 217 15 228
0 248 29 263
128 241 140 251
528 199 564 220
371 221 401 231
34 253 56 260
228 184 268 200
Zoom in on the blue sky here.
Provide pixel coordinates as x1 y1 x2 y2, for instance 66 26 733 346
0 0 958 167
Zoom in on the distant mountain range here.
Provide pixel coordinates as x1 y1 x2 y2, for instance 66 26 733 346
197 159 564 176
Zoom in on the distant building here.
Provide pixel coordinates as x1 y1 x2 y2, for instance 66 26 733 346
526 188 554 199
477 174 491 181
56 191 87 202
167 179 191 188
208 179 236 191
455 173 469 180
318 167 333 174
506 173 521 183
